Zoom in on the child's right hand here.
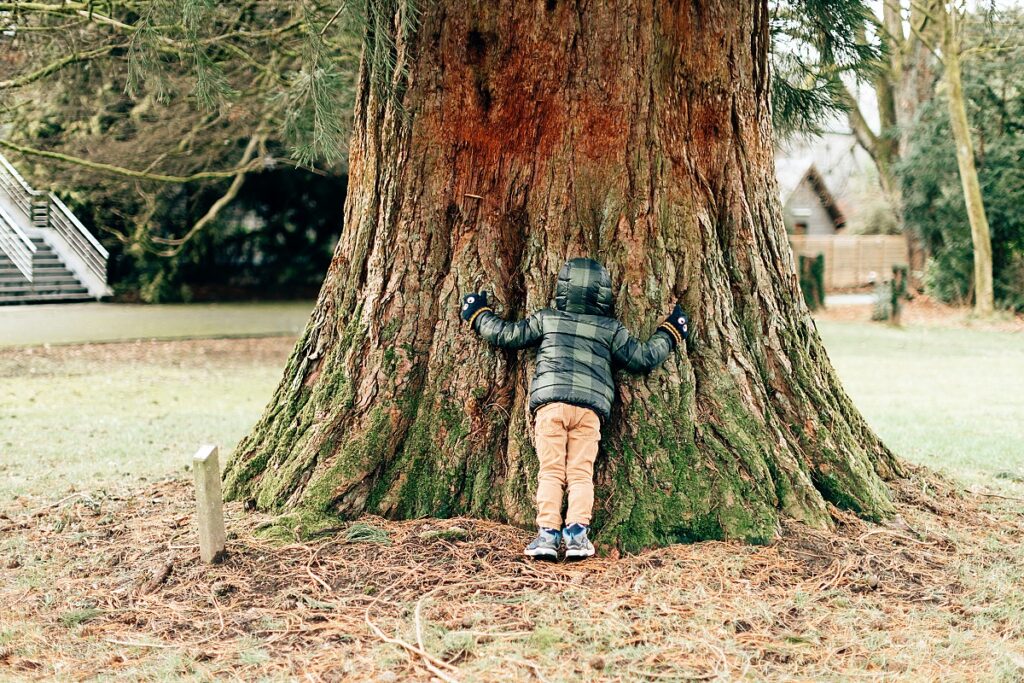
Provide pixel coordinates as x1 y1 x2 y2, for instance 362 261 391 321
460 291 491 323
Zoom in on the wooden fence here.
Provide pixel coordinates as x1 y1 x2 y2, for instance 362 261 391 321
789 235 907 290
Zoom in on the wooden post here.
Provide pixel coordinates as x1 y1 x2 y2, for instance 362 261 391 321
193 444 226 563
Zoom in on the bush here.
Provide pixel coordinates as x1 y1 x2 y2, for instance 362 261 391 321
70 166 344 303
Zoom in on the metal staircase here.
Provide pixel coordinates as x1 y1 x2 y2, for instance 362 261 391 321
0 151 109 305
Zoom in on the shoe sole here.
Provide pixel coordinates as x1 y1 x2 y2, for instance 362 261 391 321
524 549 558 561
564 549 595 561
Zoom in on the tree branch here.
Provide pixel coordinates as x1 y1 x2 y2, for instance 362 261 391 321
841 86 880 162
0 45 123 90
0 2 135 31
150 135 263 255
907 0 943 61
0 138 264 183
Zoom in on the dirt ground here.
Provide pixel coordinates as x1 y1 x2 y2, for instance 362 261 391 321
0 336 295 377
2 467 1023 682
815 294 1024 332
0 302 313 347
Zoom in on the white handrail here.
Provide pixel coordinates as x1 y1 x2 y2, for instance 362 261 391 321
0 149 109 296
0 204 36 281
49 193 108 258
0 153 42 223
0 153 38 198
47 193 107 287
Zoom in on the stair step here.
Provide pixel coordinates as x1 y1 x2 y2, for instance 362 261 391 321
0 259 64 267
0 280 81 290
1 259 72 268
0 291 95 305
1 272 78 281
0 286 89 296
0 269 77 280
0 275 80 284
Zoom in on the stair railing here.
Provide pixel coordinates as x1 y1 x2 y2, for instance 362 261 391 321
0 150 109 297
0 153 46 228
47 193 108 288
0 204 36 281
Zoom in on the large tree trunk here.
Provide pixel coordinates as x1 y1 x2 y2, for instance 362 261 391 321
224 1 902 551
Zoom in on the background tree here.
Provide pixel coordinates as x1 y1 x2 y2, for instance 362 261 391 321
221 0 902 551
836 0 1005 313
0 1 359 298
838 0 940 277
936 0 995 315
900 8 1024 312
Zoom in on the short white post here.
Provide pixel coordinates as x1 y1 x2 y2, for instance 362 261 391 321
193 444 226 563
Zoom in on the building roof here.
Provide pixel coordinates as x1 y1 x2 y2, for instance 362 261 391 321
800 164 846 228
776 159 847 229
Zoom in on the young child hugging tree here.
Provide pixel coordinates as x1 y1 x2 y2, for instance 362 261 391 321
460 258 690 561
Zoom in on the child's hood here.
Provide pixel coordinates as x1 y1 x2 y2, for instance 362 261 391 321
554 258 613 316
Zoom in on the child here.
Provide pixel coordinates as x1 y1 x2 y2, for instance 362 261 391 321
460 258 689 560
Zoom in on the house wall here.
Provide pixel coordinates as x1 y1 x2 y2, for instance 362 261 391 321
782 178 837 235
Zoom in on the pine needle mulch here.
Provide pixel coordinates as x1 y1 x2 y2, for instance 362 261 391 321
2 467 1023 682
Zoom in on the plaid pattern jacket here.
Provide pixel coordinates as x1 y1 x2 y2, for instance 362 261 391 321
471 258 674 420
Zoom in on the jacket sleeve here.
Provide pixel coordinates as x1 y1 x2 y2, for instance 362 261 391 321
610 322 674 373
473 309 544 350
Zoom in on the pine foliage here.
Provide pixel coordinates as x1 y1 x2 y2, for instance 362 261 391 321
770 0 881 137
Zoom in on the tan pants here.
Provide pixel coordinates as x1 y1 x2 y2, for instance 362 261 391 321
534 402 601 529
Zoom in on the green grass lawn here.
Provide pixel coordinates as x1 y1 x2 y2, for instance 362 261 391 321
1 320 1022 501
0 338 294 499
816 320 1024 497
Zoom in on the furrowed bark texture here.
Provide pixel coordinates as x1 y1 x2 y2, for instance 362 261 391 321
224 0 902 551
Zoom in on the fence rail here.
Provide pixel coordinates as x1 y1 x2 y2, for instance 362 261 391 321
0 204 36 281
789 235 907 290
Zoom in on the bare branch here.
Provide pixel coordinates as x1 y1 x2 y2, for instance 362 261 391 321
0 138 265 183
0 1 135 31
0 45 123 90
150 135 263 255
840 86 881 161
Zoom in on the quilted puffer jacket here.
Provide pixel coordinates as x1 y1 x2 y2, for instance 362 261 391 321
470 258 675 421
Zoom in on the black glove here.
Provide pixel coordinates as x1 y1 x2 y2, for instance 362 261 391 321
657 304 690 348
460 291 492 326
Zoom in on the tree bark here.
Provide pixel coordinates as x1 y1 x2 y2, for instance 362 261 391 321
224 0 902 551
941 6 995 316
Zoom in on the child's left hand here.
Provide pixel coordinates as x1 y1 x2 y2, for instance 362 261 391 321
660 304 691 346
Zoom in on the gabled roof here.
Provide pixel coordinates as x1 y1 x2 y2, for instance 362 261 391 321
785 163 846 229
775 156 812 203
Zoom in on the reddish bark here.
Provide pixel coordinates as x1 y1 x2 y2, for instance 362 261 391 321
225 1 901 551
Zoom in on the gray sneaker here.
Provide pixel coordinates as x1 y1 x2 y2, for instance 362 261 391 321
563 524 595 560
524 528 561 561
